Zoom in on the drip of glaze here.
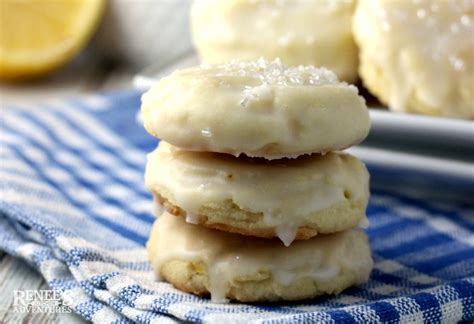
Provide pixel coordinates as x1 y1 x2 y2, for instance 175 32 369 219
357 217 370 229
276 224 299 247
185 213 200 224
153 201 166 217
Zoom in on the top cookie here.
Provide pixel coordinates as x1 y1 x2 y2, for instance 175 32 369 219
141 59 370 159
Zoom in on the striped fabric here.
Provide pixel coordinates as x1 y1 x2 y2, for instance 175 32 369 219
0 91 473 323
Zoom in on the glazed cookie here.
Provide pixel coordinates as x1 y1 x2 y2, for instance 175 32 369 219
141 59 370 159
353 0 474 119
191 0 359 83
147 212 373 302
145 142 370 246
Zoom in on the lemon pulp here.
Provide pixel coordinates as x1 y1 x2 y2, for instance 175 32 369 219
0 0 105 80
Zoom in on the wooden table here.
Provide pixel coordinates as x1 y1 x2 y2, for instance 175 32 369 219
0 57 138 323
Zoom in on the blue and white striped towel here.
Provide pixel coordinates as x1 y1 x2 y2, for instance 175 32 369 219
1 91 473 323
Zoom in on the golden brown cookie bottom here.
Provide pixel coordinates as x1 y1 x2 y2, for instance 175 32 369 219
153 191 367 241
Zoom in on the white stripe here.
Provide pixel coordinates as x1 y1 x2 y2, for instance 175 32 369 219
54 149 148 211
403 242 464 265
346 304 380 322
15 145 150 236
410 274 439 284
0 144 18 158
57 237 148 261
439 300 463 323
393 205 474 247
134 294 160 309
126 270 156 284
51 101 145 165
15 243 42 259
368 213 400 230
428 217 474 246
91 307 122 323
0 131 29 147
1 189 82 218
3 113 53 148
374 256 440 285
372 225 432 250
375 260 405 274
388 297 423 322
63 287 91 306
372 194 474 247
430 284 463 323
104 274 138 294
0 170 58 193
0 159 36 175
77 261 120 279
3 113 150 220
28 110 150 208
30 110 144 179
79 95 110 111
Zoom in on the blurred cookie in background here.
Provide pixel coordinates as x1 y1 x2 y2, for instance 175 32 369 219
353 0 474 119
191 0 359 83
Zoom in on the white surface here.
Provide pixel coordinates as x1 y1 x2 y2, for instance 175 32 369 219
369 109 474 149
348 146 474 181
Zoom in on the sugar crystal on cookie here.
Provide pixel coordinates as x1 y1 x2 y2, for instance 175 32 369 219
212 58 340 87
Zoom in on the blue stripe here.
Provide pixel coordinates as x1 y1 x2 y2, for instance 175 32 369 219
50 104 146 170
373 188 474 231
118 284 142 307
10 111 154 224
412 249 474 276
0 181 66 203
4 144 147 244
15 110 149 197
327 309 356 323
0 164 37 177
64 248 150 270
449 280 474 321
1 119 153 224
74 300 104 321
367 218 415 240
70 91 156 153
375 233 452 259
410 292 441 324
369 270 420 291
369 301 399 322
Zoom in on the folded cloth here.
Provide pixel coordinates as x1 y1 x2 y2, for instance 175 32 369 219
0 91 473 323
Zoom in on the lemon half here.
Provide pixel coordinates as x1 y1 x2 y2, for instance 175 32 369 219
0 0 105 80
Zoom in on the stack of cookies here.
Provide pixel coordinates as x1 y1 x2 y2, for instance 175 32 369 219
142 59 373 302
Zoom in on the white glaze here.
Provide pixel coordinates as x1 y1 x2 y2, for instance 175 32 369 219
148 212 372 303
357 217 370 229
145 142 370 245
141 59 370 159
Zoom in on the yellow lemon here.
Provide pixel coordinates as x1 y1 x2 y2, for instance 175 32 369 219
0 0 105 80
